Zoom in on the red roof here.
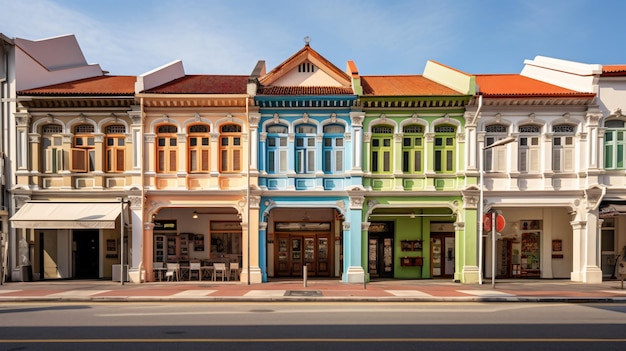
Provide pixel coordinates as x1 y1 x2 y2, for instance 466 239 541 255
144 75 249 94
361 75 463 96
258 86 354 95
602 65 626 77
476 74 594 97
19 75 135 95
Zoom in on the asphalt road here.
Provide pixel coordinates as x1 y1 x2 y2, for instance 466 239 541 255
0 302 625 351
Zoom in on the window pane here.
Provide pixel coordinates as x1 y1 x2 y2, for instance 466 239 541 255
307 150 315 171
221 150 228 170
553 137 561 146
414 151 421 172
190 138 197 147
605 145 613 168
372 139 379 147
296 138 304 147
268 138 276 147
202 138 209 146
372 151 378 172
87 138 95 146
118 138 124 146
605 132 613 142
446 137 453 146
279 137 287 147
415 138 422 146
268 151 275 172
336 138 343 147
158 150 165 172
434 150 442 172
107 139 114 146
307 138 315 147
435 138 442 146
324 151 331 172
233 150 241 171
383 139 390 147
190 150 197 171
403 138 411 147
402 151 409 172
336 150 343 171
446 150 453 171
221 138 229 146
158 138 166 147
279 150 287 172
169 151 176 172
170 138 176 147
383 151 390 172
618 145 624 169
234 138 240 146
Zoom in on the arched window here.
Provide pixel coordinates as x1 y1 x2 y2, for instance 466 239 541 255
371 125 393 174
41 124 64 173
519 124 541 173
71 124 95 172
323 124 344 173
295 124 316 174
604 120 626 169
188 124 210 173
266 124 288 174
105 125 126 173
156 124 178 173
485 124 509 172
552 124 575 172
434 124 456 173
219 124 242 173
402 124 424 173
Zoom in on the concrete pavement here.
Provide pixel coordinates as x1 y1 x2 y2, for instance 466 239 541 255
1 278 626 302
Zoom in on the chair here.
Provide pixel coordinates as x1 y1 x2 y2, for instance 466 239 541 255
153 262 164 281
189 262 201 281
165 263 180 281
229 262 240 281
213 263 226 281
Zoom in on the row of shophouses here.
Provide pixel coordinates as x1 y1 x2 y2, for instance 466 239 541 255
1 33 626 285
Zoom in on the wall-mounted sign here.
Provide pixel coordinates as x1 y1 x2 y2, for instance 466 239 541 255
153 219 177 231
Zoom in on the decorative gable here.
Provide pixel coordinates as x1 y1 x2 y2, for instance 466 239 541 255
259 43 352 89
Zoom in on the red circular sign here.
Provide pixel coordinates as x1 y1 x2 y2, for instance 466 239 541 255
483 213 505 232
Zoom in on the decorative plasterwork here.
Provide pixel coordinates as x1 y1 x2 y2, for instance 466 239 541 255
349 196 363 209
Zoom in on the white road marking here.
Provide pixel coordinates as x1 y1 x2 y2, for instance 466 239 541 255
386 290 432 297
244 290 287 297
458 290 515 297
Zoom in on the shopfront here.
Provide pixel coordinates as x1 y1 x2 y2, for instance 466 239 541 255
274 222 333 277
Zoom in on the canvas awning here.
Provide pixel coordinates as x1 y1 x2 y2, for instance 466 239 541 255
10 202 124 229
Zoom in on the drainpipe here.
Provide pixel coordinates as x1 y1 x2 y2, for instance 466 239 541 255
246 96 251 285
138 97 145 283
474 94 484 285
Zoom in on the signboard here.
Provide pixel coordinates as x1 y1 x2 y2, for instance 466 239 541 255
483 213 505 232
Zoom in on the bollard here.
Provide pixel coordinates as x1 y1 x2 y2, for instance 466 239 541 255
303 264 308 288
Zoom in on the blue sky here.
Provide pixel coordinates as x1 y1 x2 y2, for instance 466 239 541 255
1 0 625 76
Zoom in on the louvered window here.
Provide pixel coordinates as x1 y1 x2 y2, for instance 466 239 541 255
188 124 210 173
519 125 541 173
295 124 316 174
323 124 345 173
604 120 626 169
402 125 424 173
219 124 242 173
71 124 95 172
266 125 288 174
371 125 393 173
434 124 456 173
42 124 64 173
552 124 575 172
156 124 178 173
485 124 509 172
105 125 126 173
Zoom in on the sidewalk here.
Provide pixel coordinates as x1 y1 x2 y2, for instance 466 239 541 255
1 279 626 303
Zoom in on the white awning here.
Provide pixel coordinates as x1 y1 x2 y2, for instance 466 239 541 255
10 202 123 229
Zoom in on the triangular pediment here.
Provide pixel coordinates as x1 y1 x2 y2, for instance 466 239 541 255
260 45 351 88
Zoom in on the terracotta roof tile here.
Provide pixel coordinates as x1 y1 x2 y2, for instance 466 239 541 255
258 86 354 95
476 74 594 97
18 75 135 95
602 65 626 77
361 75 463 96
144 75 249 94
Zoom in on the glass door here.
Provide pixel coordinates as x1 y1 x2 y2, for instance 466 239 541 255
291 237 302 276
317 236 330 276
303 236 316 275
